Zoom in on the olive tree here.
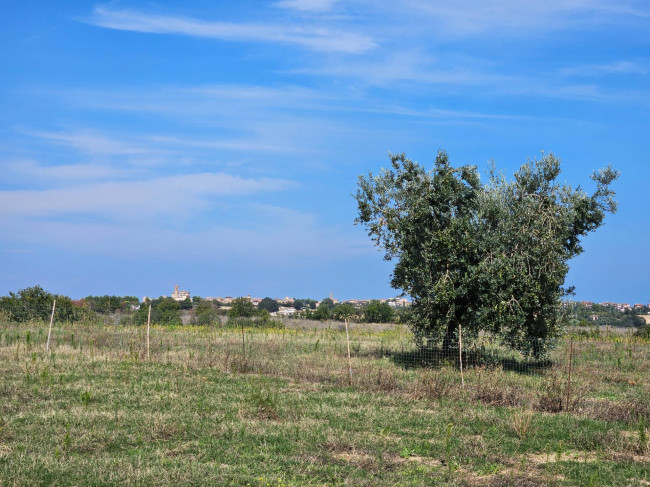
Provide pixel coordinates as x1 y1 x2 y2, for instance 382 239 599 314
354 151 618 355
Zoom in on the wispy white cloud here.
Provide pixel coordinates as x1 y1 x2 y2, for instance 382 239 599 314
0 208 371 265
559 60 648 77
401 0 650 36
292 49 510 87
6 160 132 182
26 128 297 163
29 130 158 156
53 84 331 119
0 173 295 219
53 81 522 126
86 5 376 53
274 0 340 13
293 49 650 104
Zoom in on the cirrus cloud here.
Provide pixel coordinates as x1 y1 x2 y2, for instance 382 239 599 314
86 4 377 53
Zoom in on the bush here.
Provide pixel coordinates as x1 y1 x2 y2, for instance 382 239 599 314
133 297 182 326
634 324 650 339
536 373 565 413
364 300 394 323
227 297 257 318
0 286 80 323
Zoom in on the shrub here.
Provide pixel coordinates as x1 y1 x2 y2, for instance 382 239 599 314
634 325 650 340
537 373 565 413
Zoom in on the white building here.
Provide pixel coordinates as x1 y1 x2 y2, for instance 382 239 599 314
171 284 190 302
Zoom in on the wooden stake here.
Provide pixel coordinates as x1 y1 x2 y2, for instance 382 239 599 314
241 321 246 361
345 318 353 384
565 337 574 411
458 323 465 389
146 305 151 360
46 300 56 352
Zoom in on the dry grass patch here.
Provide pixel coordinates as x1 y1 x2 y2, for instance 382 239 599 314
333 450 444 468
526 450 599 465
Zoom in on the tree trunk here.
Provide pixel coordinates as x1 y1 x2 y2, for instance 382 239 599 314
441 322 458 357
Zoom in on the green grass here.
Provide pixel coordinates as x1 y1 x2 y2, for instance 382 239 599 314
0 321 648 486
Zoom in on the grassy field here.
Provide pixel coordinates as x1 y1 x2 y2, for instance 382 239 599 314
0 320 648 486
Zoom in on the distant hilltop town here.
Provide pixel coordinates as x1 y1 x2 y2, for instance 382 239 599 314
143 286 411 316
147 287 650 313
171 284 190 302
569 300 650 327
574 301 649 312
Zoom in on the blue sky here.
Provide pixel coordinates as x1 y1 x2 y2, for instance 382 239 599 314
1 0 649 303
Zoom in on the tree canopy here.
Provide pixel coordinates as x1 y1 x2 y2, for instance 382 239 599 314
355 151 618 355
258 297 280 313
227 297 257 318
0 285 78 322
364 300 394 323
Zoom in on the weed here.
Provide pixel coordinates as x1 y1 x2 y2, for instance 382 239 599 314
63 423 71 450
555 440 564 463
414 368 454 399
537 373 564 413
0 416 12 441
80 391 93 407
638 417 648 454
587 471 599 487
511 409 535 440
399 446 416 458
444 423 458 470
478 462 500 475
473 368 524 407
250 389 280 420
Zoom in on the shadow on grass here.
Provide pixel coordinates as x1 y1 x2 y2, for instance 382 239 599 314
384 347 553 375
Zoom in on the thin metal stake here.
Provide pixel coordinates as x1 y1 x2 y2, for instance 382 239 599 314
566 338 574 411
345 318 353 383
46 300 56 352
241 321 246 361
459 323 465 389
146 305 151 360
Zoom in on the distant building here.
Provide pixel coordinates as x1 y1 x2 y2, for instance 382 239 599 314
276 307 297 316
386 297 411 307
171 284 190 302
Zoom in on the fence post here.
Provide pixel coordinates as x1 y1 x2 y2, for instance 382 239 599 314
458 323 465 389
241 321 246 361
345 318 352 384
146 305 151 360
565 337 574 411
46 300 56 352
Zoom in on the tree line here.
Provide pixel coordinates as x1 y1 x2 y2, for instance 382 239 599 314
1 287 406 326
570 302 647 328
